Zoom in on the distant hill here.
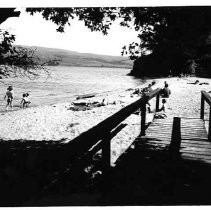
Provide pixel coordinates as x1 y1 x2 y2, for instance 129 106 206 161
16 45 133 69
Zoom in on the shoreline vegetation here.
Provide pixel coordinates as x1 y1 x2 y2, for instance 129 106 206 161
1 76 211 164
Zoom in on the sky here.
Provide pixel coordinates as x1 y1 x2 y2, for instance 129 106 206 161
1 8 140 56
1 1 210 56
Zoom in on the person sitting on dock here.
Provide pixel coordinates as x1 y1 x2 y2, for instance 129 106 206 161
154 99 167 118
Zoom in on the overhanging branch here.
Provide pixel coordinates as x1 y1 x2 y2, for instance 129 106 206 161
0 8 20 25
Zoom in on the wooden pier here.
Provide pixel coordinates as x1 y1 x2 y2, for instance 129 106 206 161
101 89 211 205
138 117 211 164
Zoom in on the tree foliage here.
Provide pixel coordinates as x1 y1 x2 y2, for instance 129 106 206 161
2 7 211 77
26 8 118 34
26 7 211 56
0 29 57 79
0 43 56 79
0 8 60 79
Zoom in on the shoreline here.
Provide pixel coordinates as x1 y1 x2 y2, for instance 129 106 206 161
0 78 147 113
1 76 211 163
54 64 132 69
1 76 211 139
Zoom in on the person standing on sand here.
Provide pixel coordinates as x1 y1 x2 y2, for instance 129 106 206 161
161 83 171 98
4 86 14 111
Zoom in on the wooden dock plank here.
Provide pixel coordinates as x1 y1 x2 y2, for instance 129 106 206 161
138 117 211 164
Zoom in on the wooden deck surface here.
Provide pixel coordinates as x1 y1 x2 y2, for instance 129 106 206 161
140 117 211 164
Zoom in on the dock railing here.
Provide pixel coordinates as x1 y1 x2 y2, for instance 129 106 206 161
201 91 211 140
66 88 161 174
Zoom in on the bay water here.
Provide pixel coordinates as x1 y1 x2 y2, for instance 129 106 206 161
0 66 144 112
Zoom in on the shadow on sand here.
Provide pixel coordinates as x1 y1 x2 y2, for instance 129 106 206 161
102 137 211 205
1 134 211 206
0 139 102 206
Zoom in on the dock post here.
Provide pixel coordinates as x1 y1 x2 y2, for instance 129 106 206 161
141 102 146 136
156 94 160 112
201 92 204 120
102 132 111 175
170 117 181 157
102 132 112 193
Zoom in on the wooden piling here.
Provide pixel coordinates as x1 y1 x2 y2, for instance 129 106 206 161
141 103 146 136
169 117 181 156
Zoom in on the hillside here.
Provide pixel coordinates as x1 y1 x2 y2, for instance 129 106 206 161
17 45 133 69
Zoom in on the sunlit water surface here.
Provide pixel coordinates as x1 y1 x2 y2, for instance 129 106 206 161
0 66 144 112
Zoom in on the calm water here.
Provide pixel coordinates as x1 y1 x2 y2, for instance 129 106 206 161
0 66 144 111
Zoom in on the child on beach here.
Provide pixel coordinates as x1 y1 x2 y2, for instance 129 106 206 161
20 93 31 108
4 86 14 111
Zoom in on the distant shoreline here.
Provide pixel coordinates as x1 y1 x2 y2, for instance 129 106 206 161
48 64 132 70
14 45 133 69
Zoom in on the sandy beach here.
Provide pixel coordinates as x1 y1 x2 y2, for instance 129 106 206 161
1 76 211 164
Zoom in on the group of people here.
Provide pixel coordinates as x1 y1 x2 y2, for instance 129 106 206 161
132 81 157 96
4 86 31 111
137 81 171 113
159 81 171 112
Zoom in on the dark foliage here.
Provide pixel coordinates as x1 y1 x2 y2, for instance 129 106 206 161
0 39 58 79
26 7 211 76
0 8 61 79
3 7 211 77
0 139 102 206
0 8 20 25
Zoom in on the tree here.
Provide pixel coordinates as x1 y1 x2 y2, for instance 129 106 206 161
2 7 211 78
26 7 211 76
0 8 59 79
0 8 20 25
